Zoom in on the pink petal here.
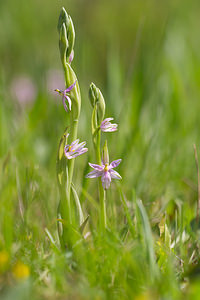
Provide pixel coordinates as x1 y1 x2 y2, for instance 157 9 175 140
65 152 73 159
101 171 111 189
62 96 68 112
101 126 118 132
74 148 88 156
65 80 77 93
73 141 86 151
86 170 102 178
103 118 114 123
71 139 79 147
88 163 104 171
110 159 122 169
110 169 122 179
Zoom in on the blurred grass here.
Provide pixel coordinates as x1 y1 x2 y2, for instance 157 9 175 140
1 0 200 299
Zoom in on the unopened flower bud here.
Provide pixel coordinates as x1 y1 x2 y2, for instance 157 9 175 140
57 7 69 33
59 23 68 65
66 16 75 60
69 50 74 64
58 8 75 64
102 140 109 165
89 82 105 125
89 82 99 107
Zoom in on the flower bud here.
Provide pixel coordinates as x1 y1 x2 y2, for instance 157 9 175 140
58 8 75 64
69 50 74 64
57 7 69 33
102 140 109 165
59 23 68 65
66 16 75 60
89 82 99 107
89 82 105 125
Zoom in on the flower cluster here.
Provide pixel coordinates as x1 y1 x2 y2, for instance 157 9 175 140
56 80 121 190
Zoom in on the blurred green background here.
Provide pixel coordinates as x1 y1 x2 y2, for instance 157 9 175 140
1 0 200 298
1 0 200 196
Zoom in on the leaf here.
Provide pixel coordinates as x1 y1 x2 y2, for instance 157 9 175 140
71 183 84 225
79 215 90 234
136 199 158 279
119 187 135 239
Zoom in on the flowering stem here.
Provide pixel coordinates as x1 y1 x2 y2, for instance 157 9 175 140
64 64 80 226
95 130 107 231
59 59 81 247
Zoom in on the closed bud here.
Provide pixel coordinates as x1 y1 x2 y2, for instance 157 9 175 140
102 140 109 165
89 82 99 107
89 82 105 125
59 23 68 65
58 7 75 64
57 7 69 33
66 16 75 60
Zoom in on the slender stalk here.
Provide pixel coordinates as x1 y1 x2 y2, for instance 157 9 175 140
62 61 80 227
95 130 106 231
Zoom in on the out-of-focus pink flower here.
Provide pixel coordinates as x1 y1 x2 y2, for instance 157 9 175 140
10 76 37 105
100 118 118 132
55 81 76 112
86 158 122 189
64 134 88 159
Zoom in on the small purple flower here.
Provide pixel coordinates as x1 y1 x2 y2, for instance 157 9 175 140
100 118 118 132
86 158 122 189
64 135 88 159
55 80 76 112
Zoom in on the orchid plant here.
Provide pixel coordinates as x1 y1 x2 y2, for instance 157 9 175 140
56 7 122 249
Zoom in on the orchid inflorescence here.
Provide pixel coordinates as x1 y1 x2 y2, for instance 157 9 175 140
56 7 123 245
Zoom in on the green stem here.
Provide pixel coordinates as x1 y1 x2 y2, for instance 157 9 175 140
95 130 106 231
59 61 80 246
66 118 79 224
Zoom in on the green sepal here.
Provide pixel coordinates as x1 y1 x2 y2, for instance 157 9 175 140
89 82 99 107
102 140 109 164
57 7 69 33
56 127 69 187
91 104 98 139
59 23 68 66
71 183 84 225
66 16 75 60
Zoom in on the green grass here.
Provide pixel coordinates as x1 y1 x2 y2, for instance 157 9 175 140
1 0 200 299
